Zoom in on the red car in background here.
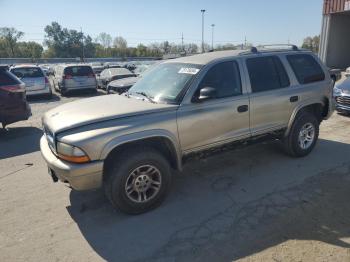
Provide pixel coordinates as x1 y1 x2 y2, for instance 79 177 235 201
0 66 31 128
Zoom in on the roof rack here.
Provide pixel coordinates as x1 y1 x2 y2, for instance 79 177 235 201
258 44 299 51
241 44 300 56
0 65 9 71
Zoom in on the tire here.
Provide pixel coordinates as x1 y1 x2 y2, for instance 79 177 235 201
104 147 172 215
283 112 319 157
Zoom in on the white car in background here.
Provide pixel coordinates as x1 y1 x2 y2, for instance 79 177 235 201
345 67 350 77
10 65 52 98
52 64 97 96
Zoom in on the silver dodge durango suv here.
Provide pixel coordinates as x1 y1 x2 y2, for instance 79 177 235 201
40 46 334 214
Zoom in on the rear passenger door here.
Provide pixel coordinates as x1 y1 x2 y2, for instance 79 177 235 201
286 54 328 107
246 55 296 135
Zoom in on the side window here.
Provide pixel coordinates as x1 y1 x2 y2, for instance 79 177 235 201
247 56 290 93
198 61 242 98
287 54 325 84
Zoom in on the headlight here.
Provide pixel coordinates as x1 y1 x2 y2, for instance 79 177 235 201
333 86 342 96
56 142 90 163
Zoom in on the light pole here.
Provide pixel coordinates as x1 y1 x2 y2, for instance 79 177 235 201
201 9 206 53
211 24 215 50
80 27 85 62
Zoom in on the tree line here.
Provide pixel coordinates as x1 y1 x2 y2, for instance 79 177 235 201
301 35 320 53
0 22 321 59
0 22 250 59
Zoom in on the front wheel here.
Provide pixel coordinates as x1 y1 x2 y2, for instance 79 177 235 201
104 147 172 214
283 112 319 157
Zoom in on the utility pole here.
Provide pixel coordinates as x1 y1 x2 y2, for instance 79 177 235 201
244 36 247 49
181 32 184 51
80 27 85 62
211 24 215 50
201 9 206 53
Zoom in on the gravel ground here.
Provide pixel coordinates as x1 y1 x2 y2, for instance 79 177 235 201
0 82 350 262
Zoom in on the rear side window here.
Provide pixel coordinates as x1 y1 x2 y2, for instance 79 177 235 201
199 61 242 98
11 67 44 78
0 70 21 86
247 56 290 93
287 54 325 84
64 66 93 76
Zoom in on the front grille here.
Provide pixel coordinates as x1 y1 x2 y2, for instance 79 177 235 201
336 96 350 107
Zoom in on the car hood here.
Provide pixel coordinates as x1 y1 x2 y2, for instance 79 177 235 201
108 76 139 88
337 77 350 92
43 94 178 134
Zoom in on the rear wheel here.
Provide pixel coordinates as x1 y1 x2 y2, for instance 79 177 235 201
104 147 172 214
283 112 319 157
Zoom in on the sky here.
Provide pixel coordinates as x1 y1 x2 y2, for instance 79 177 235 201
0 0 324 47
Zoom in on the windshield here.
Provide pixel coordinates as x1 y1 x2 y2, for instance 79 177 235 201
128 63 201 104
11 67 44 78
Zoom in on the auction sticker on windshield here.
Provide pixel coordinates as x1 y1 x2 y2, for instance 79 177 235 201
178 68 200 75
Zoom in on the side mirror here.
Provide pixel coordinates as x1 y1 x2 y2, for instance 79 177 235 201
196 87 217 102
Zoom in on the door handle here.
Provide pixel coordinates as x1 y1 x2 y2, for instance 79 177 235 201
290 96 299 103
237 105 249 113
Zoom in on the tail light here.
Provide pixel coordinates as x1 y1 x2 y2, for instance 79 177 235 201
45 77 49 84
0 84 24 92
63 74 72 80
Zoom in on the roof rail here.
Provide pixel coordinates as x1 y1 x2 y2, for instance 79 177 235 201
240 44 301 56
258 44 299 51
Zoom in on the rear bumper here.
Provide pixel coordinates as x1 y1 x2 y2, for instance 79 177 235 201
27 86 51 96
64 85 97 91
40 136 103 191
1 101 31 125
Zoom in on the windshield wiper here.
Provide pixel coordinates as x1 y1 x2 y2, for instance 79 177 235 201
135 91 156 104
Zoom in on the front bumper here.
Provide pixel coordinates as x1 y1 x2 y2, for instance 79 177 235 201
336 104 350 113
40 136 103 190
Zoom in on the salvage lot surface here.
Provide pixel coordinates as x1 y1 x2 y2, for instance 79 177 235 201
1 87 350 262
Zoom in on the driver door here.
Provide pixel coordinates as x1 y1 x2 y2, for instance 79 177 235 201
177 60 250 153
